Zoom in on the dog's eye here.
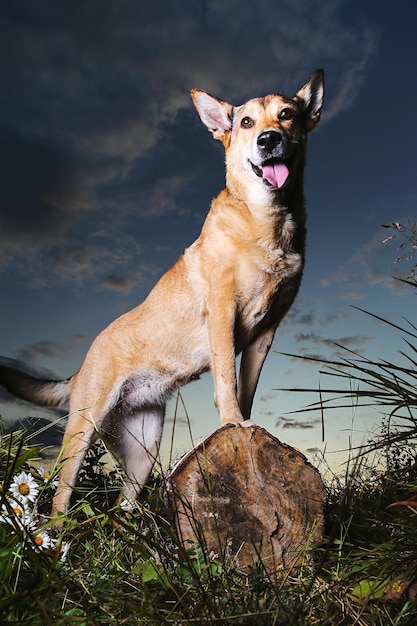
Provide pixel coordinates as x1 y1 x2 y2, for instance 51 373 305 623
240 116 254 129
279 108 293 121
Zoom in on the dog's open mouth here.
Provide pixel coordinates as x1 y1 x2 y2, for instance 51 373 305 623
251 160 290 189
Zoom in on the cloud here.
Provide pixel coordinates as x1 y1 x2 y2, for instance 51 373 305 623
294 332 370 349
4 335 90 371
3 228 158 291
259 392 278 403
99 274 134 293
0 0 377 287
320 225 409 297
287 352 327 364
306 447 322 454
283 305 347 331
285 307 316 327
322 27 377 120
0 131 93 264
276 416 321 430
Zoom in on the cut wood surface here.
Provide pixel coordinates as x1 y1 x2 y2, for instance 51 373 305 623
167 424 326 573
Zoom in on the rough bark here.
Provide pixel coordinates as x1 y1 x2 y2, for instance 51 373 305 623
166 424 326 573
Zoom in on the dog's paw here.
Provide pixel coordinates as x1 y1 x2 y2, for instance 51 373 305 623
241 419 256 428
221 417 256 428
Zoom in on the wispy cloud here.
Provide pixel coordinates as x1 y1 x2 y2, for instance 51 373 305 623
276 416 322 430
294 332 370 349
11 335 90 371
320 225 409 297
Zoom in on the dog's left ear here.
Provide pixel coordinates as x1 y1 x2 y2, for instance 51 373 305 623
294 69 324 132
191 89 234 143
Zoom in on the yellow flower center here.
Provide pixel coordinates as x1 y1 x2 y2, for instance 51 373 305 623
13 507 23 517
34 535 43 546
19 483 30 496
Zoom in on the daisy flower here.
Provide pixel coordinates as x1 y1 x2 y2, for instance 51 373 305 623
119 497 135 512
9 471 39 505
0 498 35 531
37 467 59 489
33 530 56 551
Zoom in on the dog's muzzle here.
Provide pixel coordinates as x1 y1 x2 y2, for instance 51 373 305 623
250 130 292 189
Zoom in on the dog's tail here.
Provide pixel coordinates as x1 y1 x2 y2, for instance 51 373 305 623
0 364 72 408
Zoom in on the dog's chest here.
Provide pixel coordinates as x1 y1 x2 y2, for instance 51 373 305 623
237 243 303 330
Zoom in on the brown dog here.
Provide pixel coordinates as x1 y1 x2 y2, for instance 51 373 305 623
0 70 324 520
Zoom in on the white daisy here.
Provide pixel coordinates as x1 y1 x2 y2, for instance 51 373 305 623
33 530 56 551
37 467 59 489
9 471 39 505
119 497 135 512
0 498 35 531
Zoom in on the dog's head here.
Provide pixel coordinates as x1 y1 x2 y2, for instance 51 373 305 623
191 70 324 203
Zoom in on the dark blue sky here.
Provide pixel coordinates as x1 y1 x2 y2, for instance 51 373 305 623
1 0 416 468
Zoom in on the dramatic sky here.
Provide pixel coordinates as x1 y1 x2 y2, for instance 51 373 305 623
1 0 416 471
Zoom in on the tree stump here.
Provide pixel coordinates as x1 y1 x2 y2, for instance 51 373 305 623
166 425 326 573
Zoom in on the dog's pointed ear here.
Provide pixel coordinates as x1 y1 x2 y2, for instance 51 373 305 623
191 89 234 142
294 69 324 132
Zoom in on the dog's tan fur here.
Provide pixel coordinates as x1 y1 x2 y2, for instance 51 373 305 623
0 70 324 520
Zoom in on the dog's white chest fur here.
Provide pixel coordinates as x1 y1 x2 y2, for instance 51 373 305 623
236 240 303 335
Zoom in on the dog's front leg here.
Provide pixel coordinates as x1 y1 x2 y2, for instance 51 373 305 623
237 328 276 421
206 295 245 427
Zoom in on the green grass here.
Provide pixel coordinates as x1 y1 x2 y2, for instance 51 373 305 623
1 308 417 624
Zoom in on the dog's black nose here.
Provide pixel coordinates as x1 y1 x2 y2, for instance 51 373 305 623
257 131 282 152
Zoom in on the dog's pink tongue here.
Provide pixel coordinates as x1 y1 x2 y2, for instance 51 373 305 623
262 162 289 188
